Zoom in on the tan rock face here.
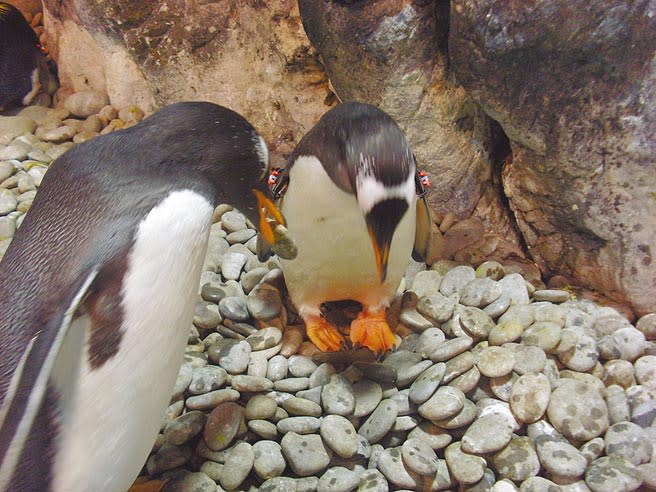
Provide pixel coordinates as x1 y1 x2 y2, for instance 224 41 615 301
450 0 656 315
41 0 333 155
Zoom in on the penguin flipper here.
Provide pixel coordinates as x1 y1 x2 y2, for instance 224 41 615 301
412 193 433 262
0 267 99 490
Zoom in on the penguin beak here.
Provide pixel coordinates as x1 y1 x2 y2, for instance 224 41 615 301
253 189 286 246
368 226 391 282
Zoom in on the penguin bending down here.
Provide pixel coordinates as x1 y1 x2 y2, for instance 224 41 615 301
0 102 291 492
272 102 432 353
0 2 44 110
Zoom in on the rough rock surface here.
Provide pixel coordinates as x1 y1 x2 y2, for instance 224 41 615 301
41 0 332 155
450 0 656 315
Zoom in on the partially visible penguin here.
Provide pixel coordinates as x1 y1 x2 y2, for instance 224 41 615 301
0 101 293 491
0 2 45 110
272 102 432 353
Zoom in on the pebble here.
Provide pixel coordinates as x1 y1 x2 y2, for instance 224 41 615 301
146 443 191 475
634 355 656 389
598 327 646 361
230 375 273 392
359 399 398 444
511 344 547 374
401 437 439 475
378 447 416 488
445 441 487 485
440 265 476 296
357 469 389 492
162 471 216 492
410 270 443 297
548 378 609 441
477 346 515 377
203 401 243 451
353 379 383 417
277 416 321 434
519 476 562 492
510 373 551 423
408 362 445 404
462 413 514 453
532 289 571 303
430 336 473 362
584 455 643 492
248 283 282 320
321 375 355 415
535 434 588 478
0 189 17 215
247 326 283 351
492 436 540 481
489 319 525 345
416 293 456 324
604 421 652 465
248 419 278 440
220 441 254 490
218 295 250 322
281 432 330 477
418 386 466 421
318 466 362 492
63 90 109 117
558 331 599 371
253 440 286 479
521 321 562 352
460 277 503 307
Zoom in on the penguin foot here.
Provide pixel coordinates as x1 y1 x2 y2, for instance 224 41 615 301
128 477 167 492
305 315 345 352
349 310 397 353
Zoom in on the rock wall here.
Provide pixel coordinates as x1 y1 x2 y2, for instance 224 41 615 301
35 0 656 315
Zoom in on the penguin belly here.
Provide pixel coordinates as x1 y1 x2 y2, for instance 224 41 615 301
280 156 415 316
52 190 213 492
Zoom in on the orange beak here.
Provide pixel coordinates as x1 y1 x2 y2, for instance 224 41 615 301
253 189 286 247
368 226 391 283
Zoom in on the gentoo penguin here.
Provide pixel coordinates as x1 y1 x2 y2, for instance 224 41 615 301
0 2 43 110
272 102 432 353
0 101 291 492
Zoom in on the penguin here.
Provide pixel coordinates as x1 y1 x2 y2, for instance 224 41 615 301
0 2 44 110
272 102 432 353
0 101 291 492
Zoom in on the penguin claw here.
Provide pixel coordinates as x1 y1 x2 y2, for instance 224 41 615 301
304 315 345 352
349 310 397 353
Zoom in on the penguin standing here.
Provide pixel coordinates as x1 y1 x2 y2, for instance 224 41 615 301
272 102 432 353
0 2 43 110
0 102 291 491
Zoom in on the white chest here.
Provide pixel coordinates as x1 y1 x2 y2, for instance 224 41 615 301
280 156 415 314
53 190 213 492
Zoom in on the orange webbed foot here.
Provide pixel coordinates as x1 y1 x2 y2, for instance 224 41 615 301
305 314 345 352
349 310 397 353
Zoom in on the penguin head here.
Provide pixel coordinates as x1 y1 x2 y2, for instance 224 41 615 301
344 105 416 282
140 102 289 253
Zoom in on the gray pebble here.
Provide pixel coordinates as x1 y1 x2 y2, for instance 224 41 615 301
230 375 273 392
417 327 446 358
518 476 562 492
477 346 515 378
460 306 496 339
247 283 282 321
459 277 502 307
416 293 456 324
248 419 278 440
0 189 17 215
318 466 362 492
498 273 530 305
492 436 540 481
440 265 476 296
377 447 416 488
484 294 512 319
171 363 193 401
283 396 322 417
510 372 551 424
357 469 389 492
274 377 310 392
401 437 439 475
248 355 269 377
226 227 256 244
580 437 606 464
322 375 355 415
353 379 383 418
521 321 562 352
547 379 609 441
260 476 298 492
430 336 473 362
408 362 445 404
535 434 588 479
310 362 337 388
407 421 453 450
418 386 465 421
359 399 398 444
396 359 433 387
598 327 646 362
462 413 514 454
163 411 207 445
267 354 289 382
636 313 656 340
605 385 631 424
443 351 475 383
214 339 250 374
146 443 191 475
399 306 433 332
320 414 358 458
604 421 653 465
288 355 318 377
247 326 283 351
510 344 547 374
241 266 269 293
558 331 599 371
281 432 331 477
253 440 286 480
219 295 250 322
244 394 278 420
434 398 477 429
277 416 321 434
188 365 226 395
533 289 571 303
409 270 443 297
219 441 254 490
634 355 656 389
584 455 643 492
444 441 486 485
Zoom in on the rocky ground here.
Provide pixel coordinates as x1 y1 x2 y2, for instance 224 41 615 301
1 97 655 492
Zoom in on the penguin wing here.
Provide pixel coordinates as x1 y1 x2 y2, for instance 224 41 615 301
0 267 99 489
412 171 433 262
